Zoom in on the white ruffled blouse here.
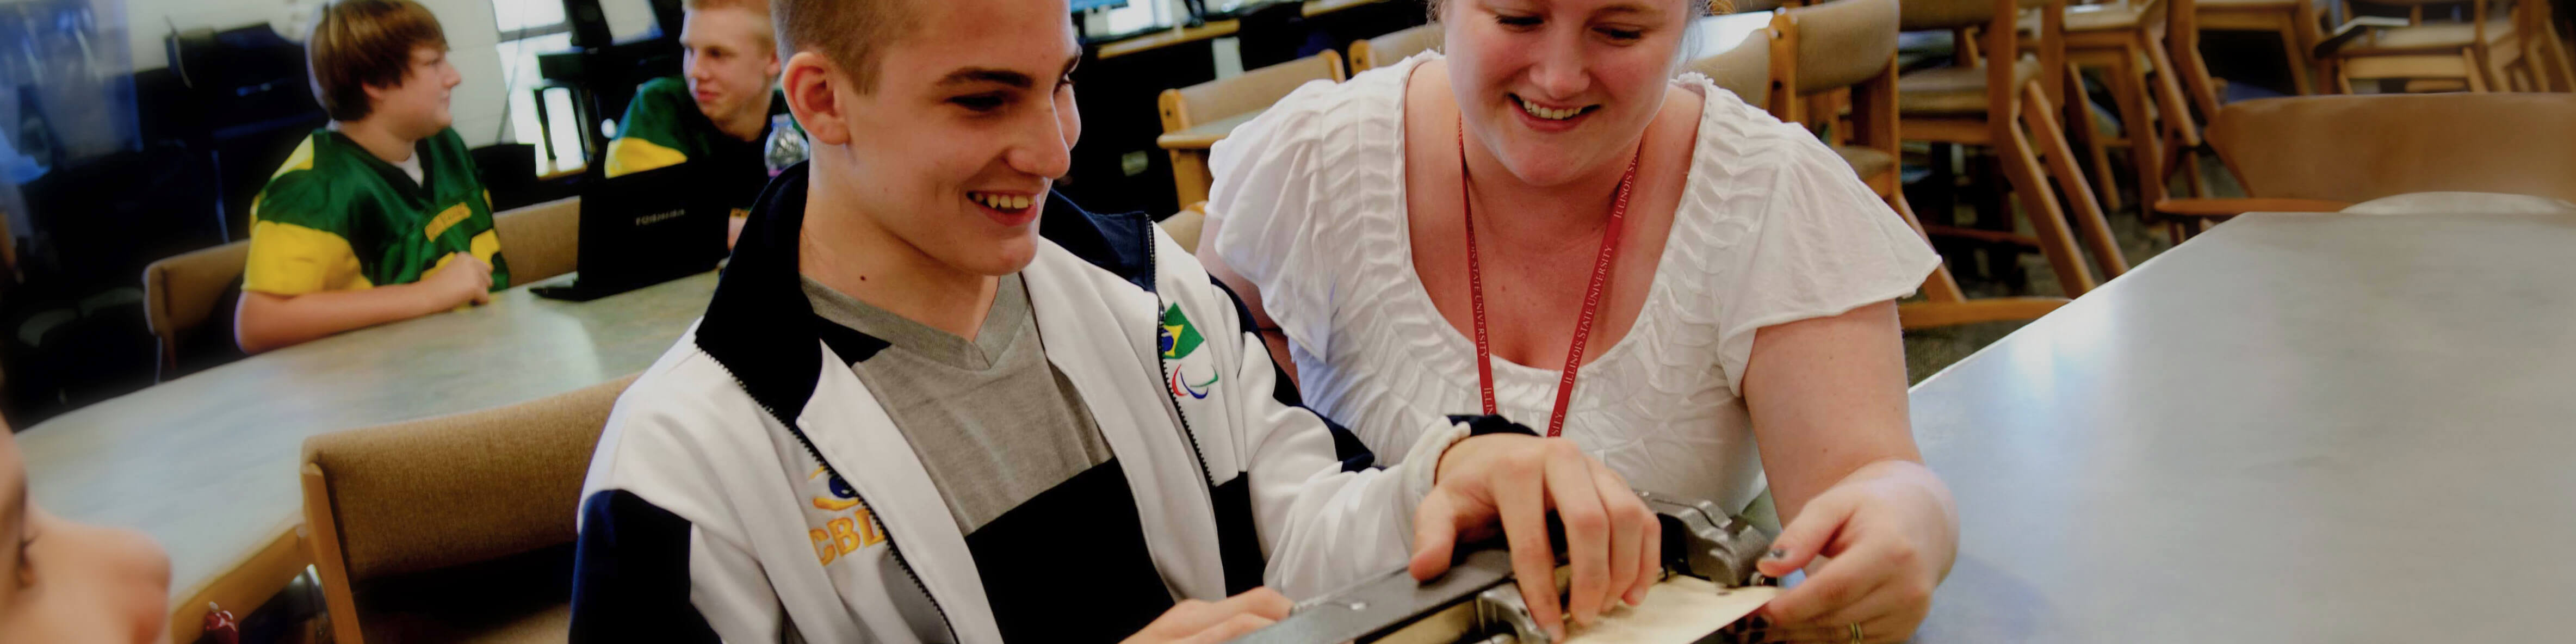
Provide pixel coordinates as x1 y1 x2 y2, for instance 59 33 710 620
1206 52 1938 512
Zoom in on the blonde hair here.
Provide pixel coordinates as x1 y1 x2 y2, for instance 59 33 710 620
688 0 776 53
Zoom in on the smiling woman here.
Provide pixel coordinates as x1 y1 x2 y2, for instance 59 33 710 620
1200 0 1960 639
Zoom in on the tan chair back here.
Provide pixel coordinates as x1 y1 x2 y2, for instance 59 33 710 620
1785 0 1902 95
1159 51 1348 134
2206 94 2576 204
1161 203 1209 252
301 374 637 643
1689 27 1777 108
1352 24 1443 73
493 197 580 287
1899 0 2005 30
143 240 249 377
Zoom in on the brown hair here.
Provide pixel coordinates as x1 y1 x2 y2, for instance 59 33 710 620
769 0 914 92
306 0 449 122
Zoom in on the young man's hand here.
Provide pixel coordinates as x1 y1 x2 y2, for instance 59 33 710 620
1408 435 1661 640
423 253 496 307
1119 587 1292 644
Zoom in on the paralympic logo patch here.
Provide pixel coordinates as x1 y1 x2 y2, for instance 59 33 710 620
1161 304 1221 399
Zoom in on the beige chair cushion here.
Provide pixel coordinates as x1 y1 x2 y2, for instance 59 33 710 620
1790 0 1902 94
2017 2 2146 32
306 374 637 581
1898 55 2042 116
1359 24 1441 71
1900 0 2044 31
143 240 250 368
1689 31 1775 107
2334 20 2514 54
2206 94 2576 203
1834 144 1900 180
493 197 580 288
1173 53 1343 130
1161 207 1207 252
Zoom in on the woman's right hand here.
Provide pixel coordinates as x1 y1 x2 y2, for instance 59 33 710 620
1120 587 1293 644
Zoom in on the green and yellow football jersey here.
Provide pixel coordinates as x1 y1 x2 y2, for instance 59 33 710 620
604 77 795 216
244 128 509 296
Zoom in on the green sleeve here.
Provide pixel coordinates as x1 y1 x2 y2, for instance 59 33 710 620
605 77 696 177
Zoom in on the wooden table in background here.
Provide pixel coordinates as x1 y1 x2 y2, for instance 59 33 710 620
16 270 718 632
1906 213 2576 641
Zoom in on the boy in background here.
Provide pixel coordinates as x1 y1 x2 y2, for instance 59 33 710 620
237 0 506 354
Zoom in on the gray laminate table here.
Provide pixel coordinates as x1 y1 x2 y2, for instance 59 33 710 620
1908 213 2576 641
17 270 717 600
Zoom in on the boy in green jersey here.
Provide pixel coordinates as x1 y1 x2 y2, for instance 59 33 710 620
604 0 796 247
236 0 507 354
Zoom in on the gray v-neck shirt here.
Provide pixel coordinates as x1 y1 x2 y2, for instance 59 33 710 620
800 274 1113 534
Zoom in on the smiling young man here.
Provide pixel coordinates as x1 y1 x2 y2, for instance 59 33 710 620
567 1 1664 642
603 0 795 247
235 0 506 354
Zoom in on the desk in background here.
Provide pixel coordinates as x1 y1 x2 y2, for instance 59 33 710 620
17 270 717 633
1908 213 2576 641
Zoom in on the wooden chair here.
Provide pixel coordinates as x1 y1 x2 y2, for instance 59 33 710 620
2320 0 2569 91
142 240 249 381
2196 0 2329 94
1773 0 2073 326
493 197 580 287
1687 23 1778 108
1156 51 1347 207
1349 24 1442 73
2013 0 2212 213
1899 0 2128 297
2152 93 2576 238
301 374 638 644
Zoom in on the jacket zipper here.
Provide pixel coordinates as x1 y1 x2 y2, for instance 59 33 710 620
707 362 961 643
1147 237 1220 487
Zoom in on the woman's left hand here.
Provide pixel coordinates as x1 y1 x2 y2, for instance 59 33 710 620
1747 460 1956 643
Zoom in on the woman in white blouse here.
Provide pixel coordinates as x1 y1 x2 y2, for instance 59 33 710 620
1198 0 1957 640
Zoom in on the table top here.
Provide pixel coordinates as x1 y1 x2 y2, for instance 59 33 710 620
1158 110 1268 150
1906 213 2576 641
18 270 719 598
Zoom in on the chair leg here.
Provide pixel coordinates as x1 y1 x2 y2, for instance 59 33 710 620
1996 119 2098 297
2464 50 2493 91
2066 65 2125 213
1890 191 1970 304
2105 42 2161 209
2142 32 2202 148
2021 83 2129 280
2278 20 2317 94
2169 26 2224 121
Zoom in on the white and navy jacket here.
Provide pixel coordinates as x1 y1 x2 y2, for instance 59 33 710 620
568 165 1471 643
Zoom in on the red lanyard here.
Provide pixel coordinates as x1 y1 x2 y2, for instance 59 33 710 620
1458 117 1643 438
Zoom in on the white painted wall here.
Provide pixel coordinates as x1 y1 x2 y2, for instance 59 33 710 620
116 0 665 147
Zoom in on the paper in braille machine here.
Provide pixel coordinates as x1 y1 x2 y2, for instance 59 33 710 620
1239 492 1783 644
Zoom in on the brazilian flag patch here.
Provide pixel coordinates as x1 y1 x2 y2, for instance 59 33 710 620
1161 304 1220 399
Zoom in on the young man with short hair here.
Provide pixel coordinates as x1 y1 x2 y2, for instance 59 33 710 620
603 0 795 246
568 0 1663 642
236 0 505 354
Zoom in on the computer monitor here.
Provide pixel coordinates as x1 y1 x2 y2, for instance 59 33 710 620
1072 0 1130 13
